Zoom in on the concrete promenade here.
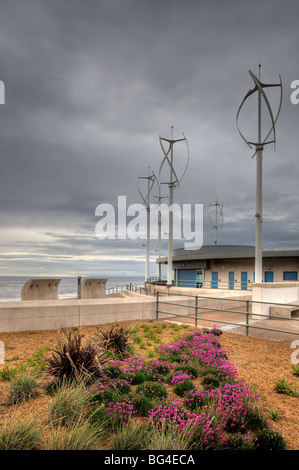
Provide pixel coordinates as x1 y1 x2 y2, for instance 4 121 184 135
0 285 298 342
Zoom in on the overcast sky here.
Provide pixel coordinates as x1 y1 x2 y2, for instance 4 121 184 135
0 0 298 279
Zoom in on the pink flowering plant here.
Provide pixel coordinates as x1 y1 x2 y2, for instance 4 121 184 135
84 325 283 449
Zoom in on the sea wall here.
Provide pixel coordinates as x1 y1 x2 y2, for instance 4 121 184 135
0 294 193 333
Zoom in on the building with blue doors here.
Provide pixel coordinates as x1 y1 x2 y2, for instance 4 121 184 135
156 245 299 290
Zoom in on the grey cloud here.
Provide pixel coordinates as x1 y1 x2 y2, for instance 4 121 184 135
0 0 298 277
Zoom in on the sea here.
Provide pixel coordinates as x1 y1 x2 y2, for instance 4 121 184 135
0 276 145 302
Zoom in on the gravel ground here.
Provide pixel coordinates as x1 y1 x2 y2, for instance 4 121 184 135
0 319 298 450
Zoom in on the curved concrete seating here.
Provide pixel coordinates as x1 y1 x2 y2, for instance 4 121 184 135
80 278 108 299
21 279 61 301
269 305 299 318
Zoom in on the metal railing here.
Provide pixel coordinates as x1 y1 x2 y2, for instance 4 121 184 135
155 290 299 338
106 284 145 295
149 278 253 290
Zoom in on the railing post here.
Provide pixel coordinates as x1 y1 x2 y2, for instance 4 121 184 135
246 300 249 336
156 290 159 320
195 295 198 327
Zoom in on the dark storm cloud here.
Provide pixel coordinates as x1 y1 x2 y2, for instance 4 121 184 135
0 0 298 276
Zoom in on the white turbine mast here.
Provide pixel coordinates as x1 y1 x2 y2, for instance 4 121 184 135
137 167 156 283
159 126 189 287
208 197 223 245
236 64 282 283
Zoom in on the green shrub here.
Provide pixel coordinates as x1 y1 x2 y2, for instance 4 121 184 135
268 408 280 421
44 379 62 396
145 360 170 377
274 378 298 397
201 373 220 389
145 372 165 382
158 352 182 363
218 433 253 450
88 386 120 404
114 379 131 395
27 348 48 374
244 405 268 431
106 364 123 378
173 380 195 397
253 428 287 451
7 372 39 405
292 364 299 377
135 381 168 399
174 364 199 378
130 370 147 385
132 395 154 417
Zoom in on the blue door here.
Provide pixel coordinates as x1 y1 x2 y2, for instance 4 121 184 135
177 269 196 287
265 271 274 283
229 271 235 289
241 272 247 290
283 272 298 281
212 272 218 289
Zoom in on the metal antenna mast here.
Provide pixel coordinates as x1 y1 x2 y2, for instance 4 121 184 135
137 167 155 283
236 65 282 283
159 126 189 287
208 197 223 245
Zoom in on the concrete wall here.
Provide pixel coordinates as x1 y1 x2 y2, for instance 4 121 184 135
21 279 61 301
252 281 299 317
0 295 193 333
80 278 107 299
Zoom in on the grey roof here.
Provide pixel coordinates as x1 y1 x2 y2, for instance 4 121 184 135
157 245 299 264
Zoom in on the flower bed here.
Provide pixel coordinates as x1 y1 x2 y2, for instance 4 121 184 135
87 326 287 450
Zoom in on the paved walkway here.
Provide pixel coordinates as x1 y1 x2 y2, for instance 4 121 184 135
158 306 299 342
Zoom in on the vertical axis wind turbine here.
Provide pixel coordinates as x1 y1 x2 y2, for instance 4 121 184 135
153 172 168 281
208 197 223 245
137 167 155 283
159 126 189 287
236 64 282 283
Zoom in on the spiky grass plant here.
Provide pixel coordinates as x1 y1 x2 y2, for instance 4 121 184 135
7 372 39 405
0 363 27 381
146 420 191 451
95 324 133 358
47 378 90 427
0 414 43 450
111 420 148 450
45 328 109 383
46 420 102 450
